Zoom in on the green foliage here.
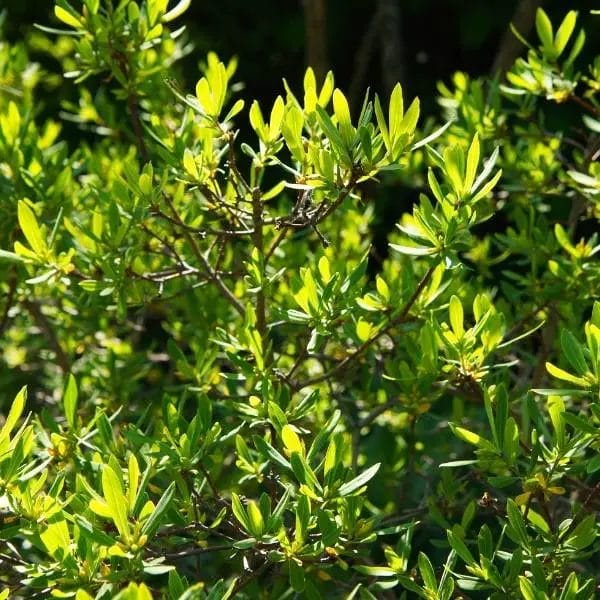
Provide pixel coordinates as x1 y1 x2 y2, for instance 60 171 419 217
1 3 600 598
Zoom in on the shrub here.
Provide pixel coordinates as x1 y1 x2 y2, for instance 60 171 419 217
1 3 599 598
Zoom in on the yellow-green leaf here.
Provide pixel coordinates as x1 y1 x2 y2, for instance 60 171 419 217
356 318 372 342
54 5 82 28
18 200 48 257
282 424 304 455
102 465 130 538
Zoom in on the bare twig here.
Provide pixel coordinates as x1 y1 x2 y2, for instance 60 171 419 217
163 194 245 316
23 300 70 374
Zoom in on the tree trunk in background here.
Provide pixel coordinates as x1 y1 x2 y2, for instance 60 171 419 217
492 0 543 76
378 0 405 98
303 0 329 86
349 10 381 110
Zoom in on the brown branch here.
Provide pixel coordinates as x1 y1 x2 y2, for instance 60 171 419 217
251 189 267 342
23 300 70 374
569 95 600 118
163 195 245 316
127 91 148 163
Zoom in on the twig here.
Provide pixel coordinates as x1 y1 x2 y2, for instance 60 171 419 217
23 300 70 374
163 194 245 316
251 189 267 342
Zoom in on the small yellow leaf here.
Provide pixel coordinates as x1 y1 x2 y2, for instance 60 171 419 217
55 6 82 28
282 424 304 455
356 318 372 342
318 256 331 283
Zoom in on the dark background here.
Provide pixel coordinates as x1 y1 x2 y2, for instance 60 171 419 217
3 0 599 118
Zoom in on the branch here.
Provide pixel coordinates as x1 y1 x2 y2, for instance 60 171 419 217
23 300 70 374
163 195 245 316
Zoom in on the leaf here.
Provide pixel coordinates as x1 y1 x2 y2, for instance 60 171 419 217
448 295 464 338
388 82 404 139
338 463 380 496
564 515 596 550
535 8 554 54
447 527 475 565
449 424 496 452
418 552 437 590
1 386 27 442
506 499 529 548
411 119 453 150
253 435 292 470
54 4 82 28
464 134 480 194
295 494 310 546
127 454 140 513
374 95 391 153
231 493 252 534
356 318 372 342
246 500 264 537
18 200 47 257
162 0 192 22
332 89 353 147
101 465 130 539
63 374 78 430
561 330 588 375
398 97 420 136
389 243 437 256
282 424 304 456
289 559 305 592
546 362 588 387
354 565 398 577
554 11 577 57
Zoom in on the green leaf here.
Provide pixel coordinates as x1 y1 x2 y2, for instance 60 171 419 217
282 424 304 456
546 362 588 387
374 95 391 153
295 494 310 546
289 559 305 592
561 330 588 375
506 499 529 548
463 134 480 194
253 435 292 470
246 500 264 538
338 463 380 496
18 200 48 257
535 8 554 55
54 4 82 28
1 386 27 442
332 88 354 147
388 82 404 140
101 465 130 539
554 11 577 57
418 552 437 590
63 374 78 430
564 515 596 550
449 424 496 452
231 493 252 534
447 527 475 565
448 295 464 338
